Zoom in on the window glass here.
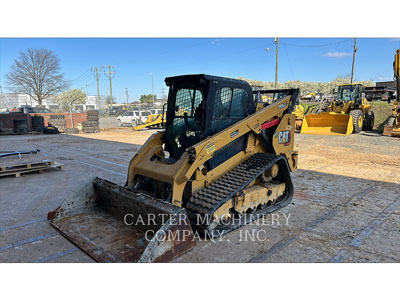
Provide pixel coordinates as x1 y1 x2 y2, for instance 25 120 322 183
173 88 203 126
213 87 232 120
166 87 204 158
211 87 248 132
338 86 359 101
230 88 249 119
141 111 150 116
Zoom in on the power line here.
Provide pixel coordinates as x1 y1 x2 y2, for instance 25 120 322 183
282 44 295 81
70 69 92 82
279 39 351 48
114 39 212 67
78 80 96 91
157 45 261 75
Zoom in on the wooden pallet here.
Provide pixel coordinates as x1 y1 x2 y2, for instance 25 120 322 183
0 160 64 178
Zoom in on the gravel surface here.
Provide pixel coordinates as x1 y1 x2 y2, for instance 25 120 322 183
295 132 400 184
1 130 399 263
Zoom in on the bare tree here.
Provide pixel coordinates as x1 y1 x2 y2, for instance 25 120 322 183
5 48 69 106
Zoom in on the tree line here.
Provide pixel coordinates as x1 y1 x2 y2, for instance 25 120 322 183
238 76 375 96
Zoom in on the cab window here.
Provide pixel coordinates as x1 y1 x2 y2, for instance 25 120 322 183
211 87 249 132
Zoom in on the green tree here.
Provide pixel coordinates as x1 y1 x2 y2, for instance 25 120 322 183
139 94 156 106
54 89 86 111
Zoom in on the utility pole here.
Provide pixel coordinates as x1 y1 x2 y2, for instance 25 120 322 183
104 65 115 108
0 85 4 109
125 88 129 107
350 38 357 84
103 65 115 128
150 72 154 106
274 37 279 90
92 67 101 110
161 88 166 102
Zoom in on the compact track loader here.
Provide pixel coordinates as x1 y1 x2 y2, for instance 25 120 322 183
384 49 400 137
48 75 299 262
301 84 374 135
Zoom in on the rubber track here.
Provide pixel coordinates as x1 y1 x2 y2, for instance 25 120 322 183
186 153 285 231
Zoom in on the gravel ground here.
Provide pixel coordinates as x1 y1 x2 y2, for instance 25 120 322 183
1 130 399 263
295 133 400 184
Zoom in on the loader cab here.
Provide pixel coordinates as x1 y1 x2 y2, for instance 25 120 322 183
336 84 364 103
164 74 255 164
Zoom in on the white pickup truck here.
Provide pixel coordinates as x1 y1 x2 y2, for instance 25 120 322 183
117 110 151 127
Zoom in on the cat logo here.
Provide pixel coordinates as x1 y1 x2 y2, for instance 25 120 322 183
278 130 291 146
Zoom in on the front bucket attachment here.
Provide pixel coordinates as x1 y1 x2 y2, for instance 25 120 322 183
392 127 400 137
300 112 354 136
48 177 196 262
383 125 394 136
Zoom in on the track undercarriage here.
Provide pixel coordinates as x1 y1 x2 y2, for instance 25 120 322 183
186 153 294 237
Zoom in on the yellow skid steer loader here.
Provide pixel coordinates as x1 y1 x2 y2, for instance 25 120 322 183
301 84 374 136
48 75 299 262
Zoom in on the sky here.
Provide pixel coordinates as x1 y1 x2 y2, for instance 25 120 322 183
1 38 400 103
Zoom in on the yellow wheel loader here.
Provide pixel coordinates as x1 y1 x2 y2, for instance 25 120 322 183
383 49 400 137
301 84 374 135
48 75 299 262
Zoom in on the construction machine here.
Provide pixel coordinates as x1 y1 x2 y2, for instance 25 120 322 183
301 83 374 135
383 49 400 137
293 103 304 131
48 74 299 262
300 92 316 101
133 112 166 130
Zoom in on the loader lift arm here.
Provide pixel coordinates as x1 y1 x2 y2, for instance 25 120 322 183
180 89 299 184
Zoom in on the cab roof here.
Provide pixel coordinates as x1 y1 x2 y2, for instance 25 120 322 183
338 83 365 87
164 74 250 87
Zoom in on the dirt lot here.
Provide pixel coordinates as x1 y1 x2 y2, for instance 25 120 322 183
1 130 399 263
